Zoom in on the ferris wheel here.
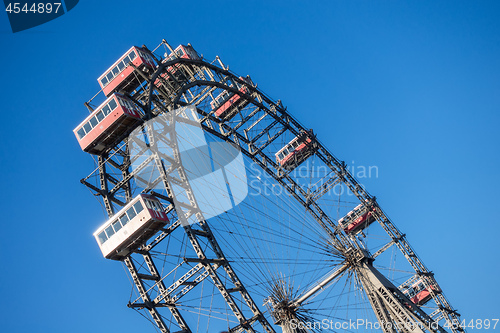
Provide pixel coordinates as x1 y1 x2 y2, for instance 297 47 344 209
75 39 465 333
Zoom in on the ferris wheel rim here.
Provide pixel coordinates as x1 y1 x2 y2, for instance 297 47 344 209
80 41 464 333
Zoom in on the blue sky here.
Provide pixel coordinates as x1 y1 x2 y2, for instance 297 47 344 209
1 0 499 332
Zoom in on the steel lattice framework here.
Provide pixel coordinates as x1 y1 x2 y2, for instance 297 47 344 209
80 40 464 333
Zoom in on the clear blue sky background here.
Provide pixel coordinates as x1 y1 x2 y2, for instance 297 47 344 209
1 1 499 332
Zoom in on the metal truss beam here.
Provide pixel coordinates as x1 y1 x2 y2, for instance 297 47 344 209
357 259 446 333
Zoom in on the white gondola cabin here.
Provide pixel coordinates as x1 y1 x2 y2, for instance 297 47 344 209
98 46 157 97
74 93 142 155
275 132 314 171
399 275 440 306
93 194 169 260
338 201 377 234
210 76 252 120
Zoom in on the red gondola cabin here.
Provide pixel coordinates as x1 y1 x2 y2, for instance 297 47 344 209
74 93 142 155
400 276 440 306
165 44 200 63
154 44 200 89
275 132 314 171
98 46 157 97
210 77 252 120
338 202 377 234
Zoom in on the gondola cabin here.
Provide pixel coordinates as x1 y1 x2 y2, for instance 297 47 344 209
98 46 157 97
338 202 377 234
275 133 314 170
165 44 200 63
399 276 440 306
210 77 252 120
74 93 142 155
154 44 199 88
93 194 169 260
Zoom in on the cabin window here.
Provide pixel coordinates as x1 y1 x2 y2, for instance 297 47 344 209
119 214 129 226
83 122 92 133
97 231 108 245
147 199 156 211
214 91 229 106
112 220 122 233
118 61 125 72
126 207 137 220
90 116 98 128
77 128 85 139
145 199 162 212
106 71 114 82
129 50 137 60
133 201 144 214
96 111 105 122
215 93 222 103
102 105 111 116
109 99 118 110
112 66 119 76
100 77 108 87
105 225 115 238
